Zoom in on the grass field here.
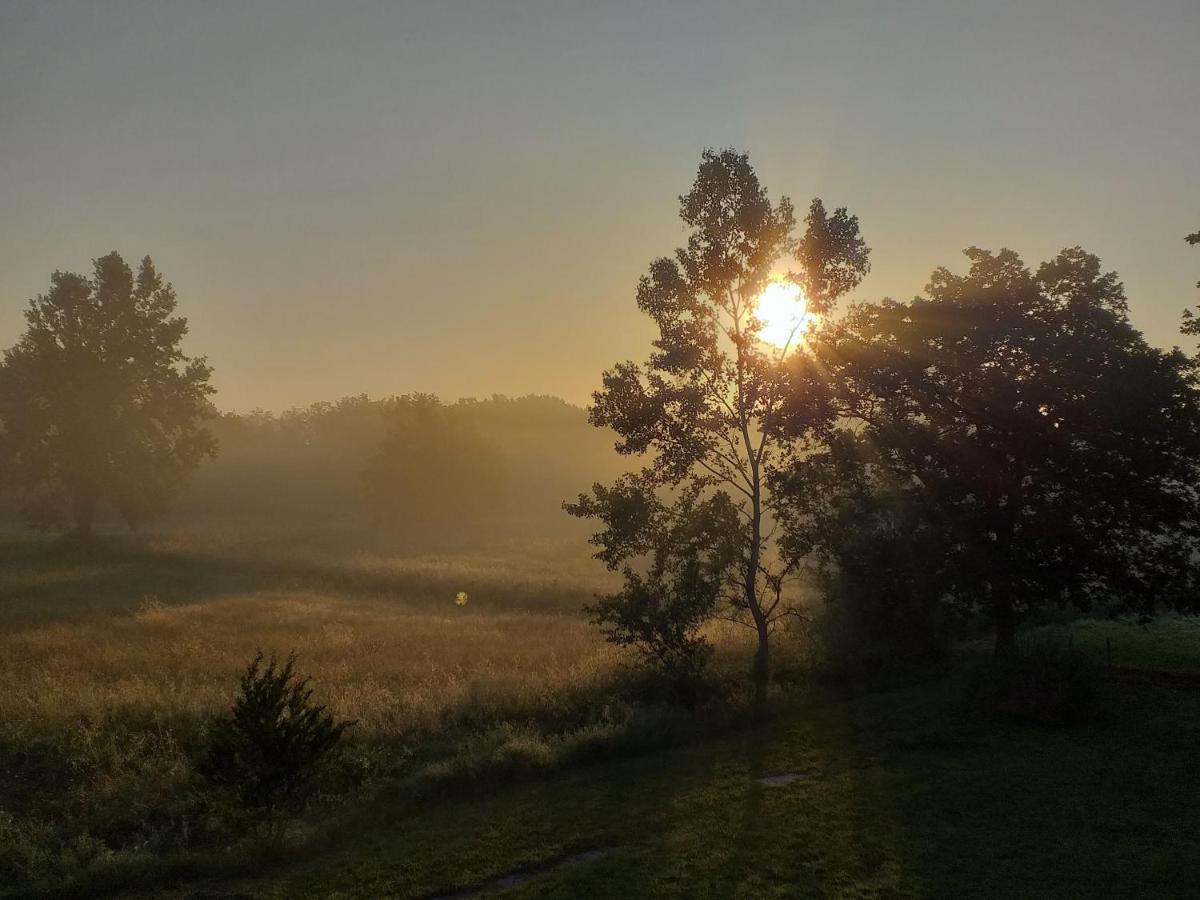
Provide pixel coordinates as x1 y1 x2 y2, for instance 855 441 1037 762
0 530 620 739
3 530 1200 898
0 529 775 897
196 672 1200 899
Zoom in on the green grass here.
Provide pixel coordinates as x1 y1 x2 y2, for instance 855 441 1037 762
1069 616 1200 674
163 672 1200 899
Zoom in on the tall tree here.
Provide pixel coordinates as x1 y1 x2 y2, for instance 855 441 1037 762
0 252 216 536
781 246 1200 655
568 149 869 688
360 394 508 533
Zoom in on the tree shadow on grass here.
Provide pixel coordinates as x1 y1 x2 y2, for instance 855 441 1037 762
707 697 927 898
102 664 1200 898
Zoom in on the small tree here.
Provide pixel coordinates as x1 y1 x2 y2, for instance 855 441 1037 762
200 652 354 837
0 252 215 536
573 481 742 684
568 149 869 690
783 246 1200 655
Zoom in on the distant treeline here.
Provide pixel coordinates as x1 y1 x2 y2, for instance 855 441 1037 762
153 393 626 537
0 251 629 543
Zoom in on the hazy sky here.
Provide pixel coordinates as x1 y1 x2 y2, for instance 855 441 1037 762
2 1 1197 412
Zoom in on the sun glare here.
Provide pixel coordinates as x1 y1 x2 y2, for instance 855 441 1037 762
754 281 813 349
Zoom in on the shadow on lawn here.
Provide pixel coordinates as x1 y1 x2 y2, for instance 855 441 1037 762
727 702 925 897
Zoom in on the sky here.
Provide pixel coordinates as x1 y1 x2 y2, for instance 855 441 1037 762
1 0 1197 413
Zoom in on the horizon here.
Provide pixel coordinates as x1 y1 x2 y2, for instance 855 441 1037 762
211 389 591 419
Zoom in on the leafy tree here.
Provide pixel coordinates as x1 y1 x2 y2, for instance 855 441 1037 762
0 252 215 536
782 246 1200 655
200 652 354 835
360 394 508 532
568 149 869 688
1184 229 1200 336
773 432 956 665
571 480 742 683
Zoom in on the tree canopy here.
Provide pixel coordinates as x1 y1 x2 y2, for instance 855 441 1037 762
1184 228 1200 335
0 252 216 535
779 246 1200 654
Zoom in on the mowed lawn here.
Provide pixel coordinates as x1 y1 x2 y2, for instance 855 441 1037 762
177 668 1200 899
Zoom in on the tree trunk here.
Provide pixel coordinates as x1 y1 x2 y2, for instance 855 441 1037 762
752 620 770 683
993 594 1017 658
71 491 96 541
746 462 770 720
746 472 768 686
752 618 770 718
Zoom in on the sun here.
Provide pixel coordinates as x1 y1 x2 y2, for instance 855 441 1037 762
753 281 813 349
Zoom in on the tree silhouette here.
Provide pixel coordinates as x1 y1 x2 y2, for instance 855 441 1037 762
782 246 1200 655
568 149 869 689
0 252 215 536
1184 229 1200 336
772 432 956 664
360 394 508 533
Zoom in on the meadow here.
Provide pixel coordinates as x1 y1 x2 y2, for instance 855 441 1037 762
0 527 782 897
0 529 620 737
4 528 1200 898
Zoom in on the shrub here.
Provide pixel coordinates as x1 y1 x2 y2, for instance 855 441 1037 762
776 444 959 671
815 573 953 672
199 652 354 837
570 481 742 698
586 568 716 696
0 811 54 883
970 632 1106 726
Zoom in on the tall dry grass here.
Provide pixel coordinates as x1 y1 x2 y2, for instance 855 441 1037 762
0 528 629 738
4 591 616 738
0 528 789 894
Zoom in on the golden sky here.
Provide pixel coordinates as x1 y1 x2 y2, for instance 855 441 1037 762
1 1 1197 412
